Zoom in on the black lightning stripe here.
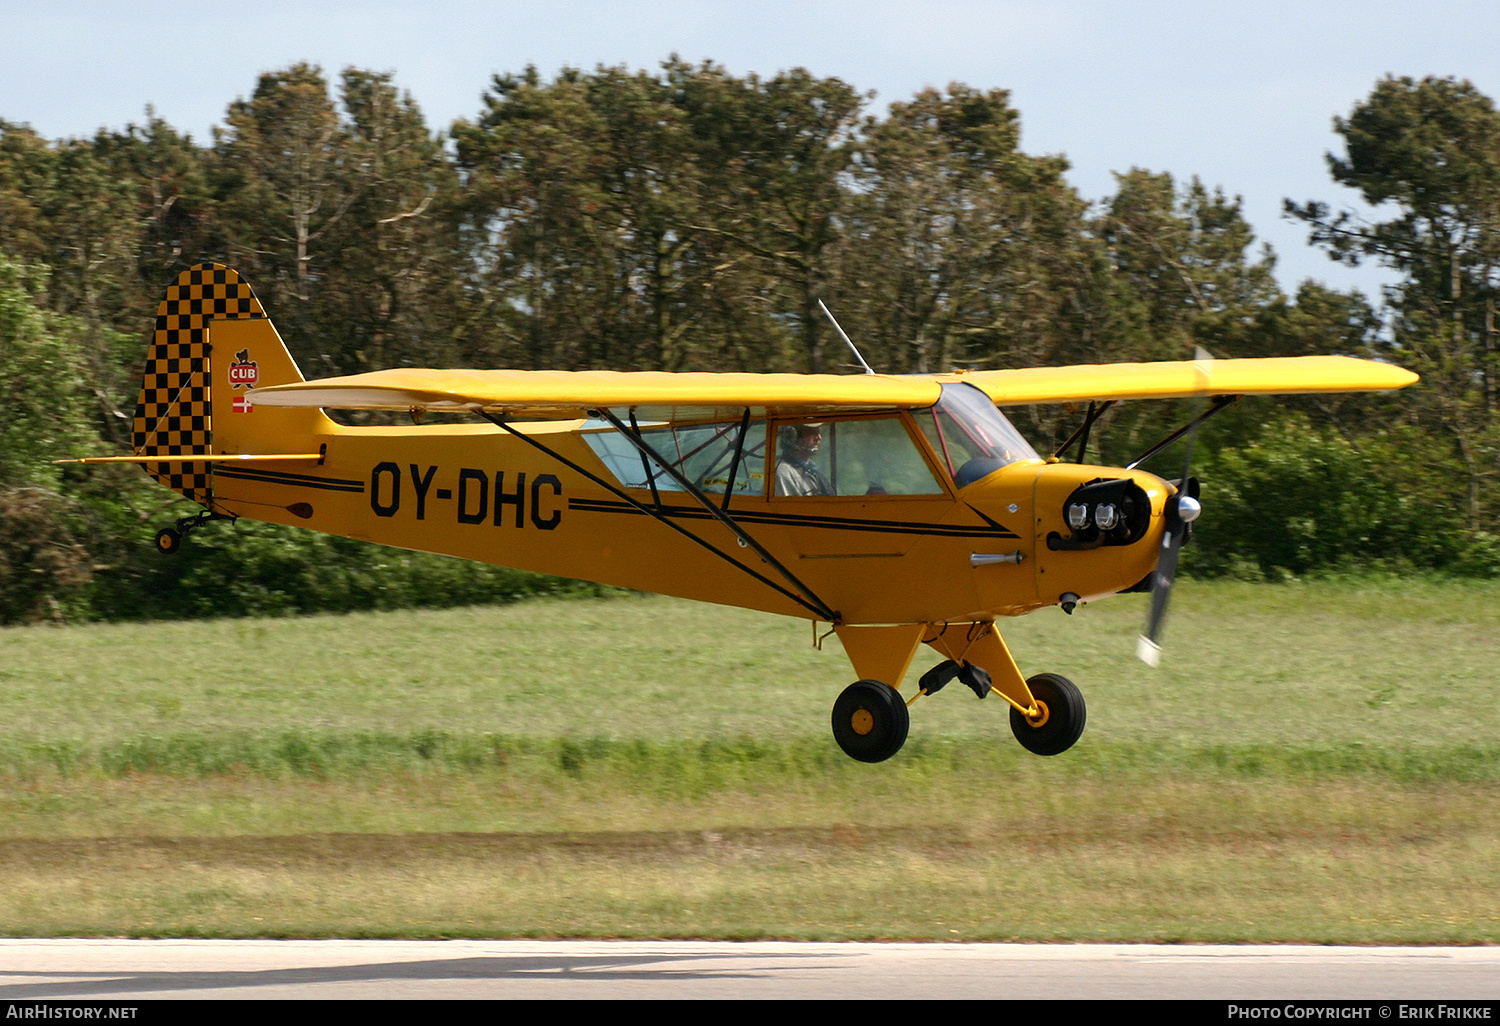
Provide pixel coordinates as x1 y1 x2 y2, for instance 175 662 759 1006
565 498 1020 539
214 466 365 493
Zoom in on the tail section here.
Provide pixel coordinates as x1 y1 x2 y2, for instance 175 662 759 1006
131 263 323 509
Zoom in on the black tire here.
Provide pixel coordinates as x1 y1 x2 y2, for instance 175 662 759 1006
154 527 181 556
1010 673 1086 756
831 679 910 763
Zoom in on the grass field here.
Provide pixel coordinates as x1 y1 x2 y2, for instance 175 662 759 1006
1 576 1497 941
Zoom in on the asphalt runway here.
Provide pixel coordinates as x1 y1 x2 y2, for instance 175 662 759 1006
2 940 1499 1000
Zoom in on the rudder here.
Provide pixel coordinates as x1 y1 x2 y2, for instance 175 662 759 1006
130 263 307 508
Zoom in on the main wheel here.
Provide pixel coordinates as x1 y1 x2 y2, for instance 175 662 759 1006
1009 673 1086 756
154 527 181 555
831 679 910 763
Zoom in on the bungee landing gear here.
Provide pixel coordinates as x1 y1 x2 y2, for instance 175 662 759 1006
827 652 1087 763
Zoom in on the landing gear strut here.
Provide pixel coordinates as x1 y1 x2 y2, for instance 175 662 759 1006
831 679 910 763
153 510 235 556
830 623 1088 762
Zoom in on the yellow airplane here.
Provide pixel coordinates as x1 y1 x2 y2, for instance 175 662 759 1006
69 264 1418 762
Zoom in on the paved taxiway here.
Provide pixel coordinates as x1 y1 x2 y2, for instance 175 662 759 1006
3 940 1499 1000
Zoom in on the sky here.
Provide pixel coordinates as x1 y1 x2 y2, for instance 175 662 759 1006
4 0 1499 300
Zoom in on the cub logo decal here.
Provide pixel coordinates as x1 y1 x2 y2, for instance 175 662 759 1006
228 348 259 389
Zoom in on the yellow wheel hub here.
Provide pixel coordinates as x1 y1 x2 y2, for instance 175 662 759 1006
851 708 875 736
1024 699 1051 729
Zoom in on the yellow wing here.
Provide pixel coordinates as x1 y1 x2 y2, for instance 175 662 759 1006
956 355 1418 405
245 356 1417 419
247 368 945 420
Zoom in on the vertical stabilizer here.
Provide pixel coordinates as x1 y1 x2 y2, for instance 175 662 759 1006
130 263 311 508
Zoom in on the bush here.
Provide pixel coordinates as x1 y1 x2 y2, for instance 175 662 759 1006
1186 416 1479 578
88 513 614 621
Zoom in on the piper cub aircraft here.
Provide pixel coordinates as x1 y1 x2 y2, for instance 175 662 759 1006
71 264 1418 762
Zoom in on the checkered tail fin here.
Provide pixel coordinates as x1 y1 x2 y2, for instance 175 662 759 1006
130 263 306 507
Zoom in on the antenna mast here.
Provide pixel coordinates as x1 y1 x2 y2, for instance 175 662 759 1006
818 299 875 375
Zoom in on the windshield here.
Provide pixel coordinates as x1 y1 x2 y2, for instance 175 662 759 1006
914 383 1040 487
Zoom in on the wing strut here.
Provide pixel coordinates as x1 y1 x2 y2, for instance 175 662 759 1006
593 408 838 622
477 412 839 623
719 409 752 512
628 410 663 513
1051 400 1115 463
1125 395 1238 470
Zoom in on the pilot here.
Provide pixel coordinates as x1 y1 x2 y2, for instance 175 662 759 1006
775 423 832 497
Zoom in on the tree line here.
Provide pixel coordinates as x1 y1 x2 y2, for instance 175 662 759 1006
0 62 1494 623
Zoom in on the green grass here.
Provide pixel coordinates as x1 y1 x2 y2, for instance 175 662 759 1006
0 576 1497 941
2 575 1496 747
3 772 1498 943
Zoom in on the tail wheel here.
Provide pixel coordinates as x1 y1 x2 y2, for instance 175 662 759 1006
154 527 182 556
1010 673 1086 756
832 679 910 763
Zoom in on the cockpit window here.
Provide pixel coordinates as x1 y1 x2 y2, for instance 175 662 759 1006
774 416 944 497
583 418 766 496
914 383 1040 487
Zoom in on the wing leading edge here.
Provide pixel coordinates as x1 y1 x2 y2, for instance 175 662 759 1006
245 356 1417 418
246 368 944 420
957 355 1418 406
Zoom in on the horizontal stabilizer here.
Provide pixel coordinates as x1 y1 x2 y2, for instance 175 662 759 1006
55 453 324 465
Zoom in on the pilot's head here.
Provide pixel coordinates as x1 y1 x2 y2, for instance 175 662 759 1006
781 423 824 456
